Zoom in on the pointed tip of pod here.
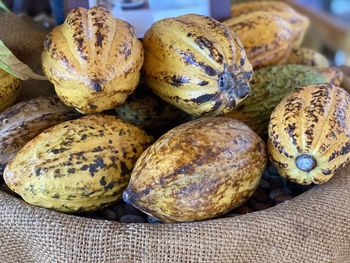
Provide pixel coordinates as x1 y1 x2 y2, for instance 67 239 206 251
122 188 134 205
295 154 317 172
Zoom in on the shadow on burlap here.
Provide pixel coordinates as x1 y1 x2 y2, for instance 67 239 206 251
0 9 349 263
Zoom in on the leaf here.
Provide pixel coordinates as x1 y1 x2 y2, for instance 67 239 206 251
0 40 46 80
0 0 10 12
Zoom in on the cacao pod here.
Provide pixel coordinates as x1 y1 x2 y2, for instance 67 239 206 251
4 115 152 212
224 11 295 69
0 97 78 171
42 7 143 113
285 48 330 68
0 69 21 112
230 1 309 47
225 65 342 137
268 84 350 185
123 117 266 222
142 14 253 117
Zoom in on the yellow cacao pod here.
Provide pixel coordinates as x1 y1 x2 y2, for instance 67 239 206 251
0 69 21 112
4 115 152 212
268 84 350 185
42 7 143 113
123 117 266 222
231 1 309 47
285 48 330 68
224 11 295 69
142 14 253 117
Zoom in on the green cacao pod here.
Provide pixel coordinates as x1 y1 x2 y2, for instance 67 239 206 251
0 69 21 112
225 65 343 137
4 114 152 212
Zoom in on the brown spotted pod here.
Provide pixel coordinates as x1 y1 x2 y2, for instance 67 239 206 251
4 115 152 212
285 48 330 68
224 11 295 69
42 7 143 113
268 84 350 185
0 96 78 171
142 14 253 117
123 117 267 223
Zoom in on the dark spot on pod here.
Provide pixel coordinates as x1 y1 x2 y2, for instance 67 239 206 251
92 146 103 152
80 134 87 140
44 34 53 50
190 93 217 104
35 167 42 176
88 103 98 109
108 140 113 144
235 82 250 99
212 100 222 112
187 33 192 37
120 161 131 176
104 181 116 190
91 11 96 15
88 158 105 177
52 194 60 199
123 187 150 204
91 81 102 92
119 130 126 136
240 57 245 66
76 38 84 52
322 169 332 176
81 165 89 171
170 75 190 87
295 154 317 172
95 31 104 47
204 65 217 76
99 176 107 186
51 148 68 154
67 168 76 174
198 80 209 86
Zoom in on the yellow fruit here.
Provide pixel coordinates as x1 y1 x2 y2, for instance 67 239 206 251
231 1 309 47
4 115 152 212
285 48 330 68
123 117 266 222
268 84 350 185
142 14 253 117
224 11 295 69
0 97 78 170
0 69 21 112
42 7 143 113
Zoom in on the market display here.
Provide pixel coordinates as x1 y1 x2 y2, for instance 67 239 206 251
1 2 350 224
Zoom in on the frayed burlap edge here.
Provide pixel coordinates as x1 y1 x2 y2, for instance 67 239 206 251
1 165 349 263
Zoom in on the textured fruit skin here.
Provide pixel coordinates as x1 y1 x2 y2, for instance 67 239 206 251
0 97 78 170
286 48 330 67
224 12 295 69
123 117 266 223
0 69 21 112
42 7 143 113
115 82 184 131
225 65 338 137
142 14 253 117
4 115 152 212
230 1 309 48
268 84 350 185
317 67 343 86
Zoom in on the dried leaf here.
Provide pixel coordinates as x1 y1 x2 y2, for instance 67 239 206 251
0 40 46 80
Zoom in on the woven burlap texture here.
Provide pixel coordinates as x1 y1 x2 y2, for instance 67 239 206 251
1 164 349 263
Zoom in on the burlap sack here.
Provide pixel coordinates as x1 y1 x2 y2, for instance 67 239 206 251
0 164 349 263
0 9 350 263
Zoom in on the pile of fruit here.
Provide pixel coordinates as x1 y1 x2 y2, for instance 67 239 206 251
1 1 350 223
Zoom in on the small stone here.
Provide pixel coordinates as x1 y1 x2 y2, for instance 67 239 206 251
259 179 271 189
120 214 146 223
100 208 118 221
272 194 293 204
147 216 161 224
251 202 271 211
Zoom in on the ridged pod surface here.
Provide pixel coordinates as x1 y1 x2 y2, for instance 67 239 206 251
230 1 309 47
123 117 266 222
285 48 330 68
225 65 342 137
4 115 152 212
268 84 350 185
0 69 21 112
224 12 295 69
142 14 253 117
0 97 78 170
42 7 143 113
